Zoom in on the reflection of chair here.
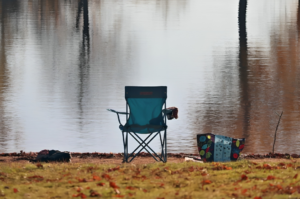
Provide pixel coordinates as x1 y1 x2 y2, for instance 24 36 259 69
108 86 169 163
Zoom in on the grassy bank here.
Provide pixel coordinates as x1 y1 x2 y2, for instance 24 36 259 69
0 160 300 198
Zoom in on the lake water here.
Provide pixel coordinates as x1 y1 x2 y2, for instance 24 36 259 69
0 0 299 154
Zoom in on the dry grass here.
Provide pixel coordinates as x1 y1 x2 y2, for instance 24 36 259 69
0 159 300 199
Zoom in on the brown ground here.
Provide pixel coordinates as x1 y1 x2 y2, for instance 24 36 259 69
0 156 184 165
0 156 298 165
70 157 185 164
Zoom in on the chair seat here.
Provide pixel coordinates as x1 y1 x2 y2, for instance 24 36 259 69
119 124 167 133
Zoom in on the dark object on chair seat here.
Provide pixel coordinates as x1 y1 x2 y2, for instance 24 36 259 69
197 133 245 162
32 150 72 162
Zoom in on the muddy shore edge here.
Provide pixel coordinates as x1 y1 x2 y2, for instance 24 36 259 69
0 152 299 165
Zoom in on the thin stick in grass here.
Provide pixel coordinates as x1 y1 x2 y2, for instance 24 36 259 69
272 111 283 154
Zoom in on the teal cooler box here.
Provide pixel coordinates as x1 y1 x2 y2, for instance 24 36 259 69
197 133 245 162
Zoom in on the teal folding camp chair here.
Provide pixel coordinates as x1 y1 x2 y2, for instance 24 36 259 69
107 86 169 163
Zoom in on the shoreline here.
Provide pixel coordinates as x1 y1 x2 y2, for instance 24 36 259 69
0 152 299 165
1 151 299 159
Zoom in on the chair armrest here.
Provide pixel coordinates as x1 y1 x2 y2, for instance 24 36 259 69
107 109 128 115
107 109 128 126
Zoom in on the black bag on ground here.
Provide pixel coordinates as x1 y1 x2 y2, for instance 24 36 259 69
33 149 72 162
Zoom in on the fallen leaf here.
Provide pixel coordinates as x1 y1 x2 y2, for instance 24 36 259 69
90 190 101 197
28 175 44 181
202 180 212 184
241 174 248 181
13 188 18 193
72 193 87 198
267 175 276 180
241 189 247 194
135 168 141 175
92 175 101 181
110 182 119 189
108 166 120 172
77 178 88 183
202 179 212 189
253 197 262 199
102 173 112 180
188 166 195 172
128 193 134 197
159 183 165 188
225 166 232 170
263 164 272 170
276 184 283 189
63 173 71 177
113 194 125 198
278 162 285 166
76 187 83 192
36 163 43 168
87 167 94 172
126 186 135 190
293 174 298 179
97 182 105 186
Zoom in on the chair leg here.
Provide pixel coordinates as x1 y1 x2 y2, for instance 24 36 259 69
159 132 165 161
126 133 154 161
128 132 161 162
136 132 166 162
122 131 125 162
165 130 167 162
122 131 167 163
122 131 129 163
159 131 167 163
126 132 129 162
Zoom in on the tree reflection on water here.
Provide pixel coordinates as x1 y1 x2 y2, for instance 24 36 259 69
0 0 300 154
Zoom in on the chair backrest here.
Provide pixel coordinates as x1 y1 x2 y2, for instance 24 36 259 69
124 86 167 133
